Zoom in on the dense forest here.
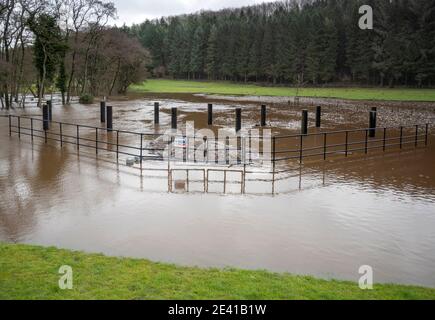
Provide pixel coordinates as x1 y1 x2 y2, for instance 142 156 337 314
1 0 149 109
128 0 435 87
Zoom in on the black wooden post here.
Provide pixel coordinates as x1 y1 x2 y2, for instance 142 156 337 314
171 107 177 129
425 124 429 146
415 125 419 147
154 102 159 124
106 106 113 131
383 128 387 151
208 104 213 125
369 111 377 138
301 110 308 135
18 117 20 139
8 115 11 136
100 101 106 123
42 104 49 131
236 108 242 132
315 106 321 128
47 100 53 121
261 105 267 127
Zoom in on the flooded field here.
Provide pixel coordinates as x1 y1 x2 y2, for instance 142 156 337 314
1 93 435 287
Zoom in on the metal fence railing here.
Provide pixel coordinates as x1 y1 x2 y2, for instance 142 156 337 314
273 124 429 163
4 114 431 173
2 114 432 194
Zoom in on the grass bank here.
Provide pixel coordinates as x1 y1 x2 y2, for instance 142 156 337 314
129 79 435 102
1 243 434 300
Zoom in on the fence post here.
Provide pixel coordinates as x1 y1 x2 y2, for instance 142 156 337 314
154 102 159 124
208 104 213 125
236 107 242 132
171 107 177 129
77 125 80 150
96 128 98 154
116 131 119 160
369 111 377 138
345 131 348 157
383 128 387 151
18 117 20 139
100 101 106 123
248 134 252 163
226 136 230 164
47 100 52 121
60 123 63 147
106 106 113 132
299 135 303 163
204 137 208 163
42 104 49 131
301 110 308 135
261 105 267 127
193 133 196 163
323 133 327 160
272 136 276 194
170 136 174 162
185 136 189 162
31 118 34 142
214 137 218 164
365 129 368 154
315 106 321 128
241 137 246 165
400 126 403 149
8 115 11 136
425 124 429 146
415 125 419 147
140 133 143 169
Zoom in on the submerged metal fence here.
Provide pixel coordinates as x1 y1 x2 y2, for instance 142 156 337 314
3 114 432 194
6 114 430 166
273 124 429 163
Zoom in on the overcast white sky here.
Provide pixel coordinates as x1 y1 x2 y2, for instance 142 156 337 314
112 0 278 26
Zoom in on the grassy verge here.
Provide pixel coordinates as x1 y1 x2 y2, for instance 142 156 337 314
129 79 435 102
1 243 434 300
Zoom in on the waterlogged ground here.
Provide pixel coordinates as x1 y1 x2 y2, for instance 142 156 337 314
1 93 435 288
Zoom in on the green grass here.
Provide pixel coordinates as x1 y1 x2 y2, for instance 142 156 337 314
130 79 435 102
1 243 434 300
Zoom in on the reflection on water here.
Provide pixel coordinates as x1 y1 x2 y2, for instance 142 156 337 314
0 96 435 288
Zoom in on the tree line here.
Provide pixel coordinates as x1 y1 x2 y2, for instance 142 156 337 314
0 0 150 109
128 0 435 87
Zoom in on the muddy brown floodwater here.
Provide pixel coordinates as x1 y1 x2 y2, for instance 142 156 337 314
1 93 435 288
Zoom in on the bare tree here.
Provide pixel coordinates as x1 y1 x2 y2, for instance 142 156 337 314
0 0 46 108
57 0 115 103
